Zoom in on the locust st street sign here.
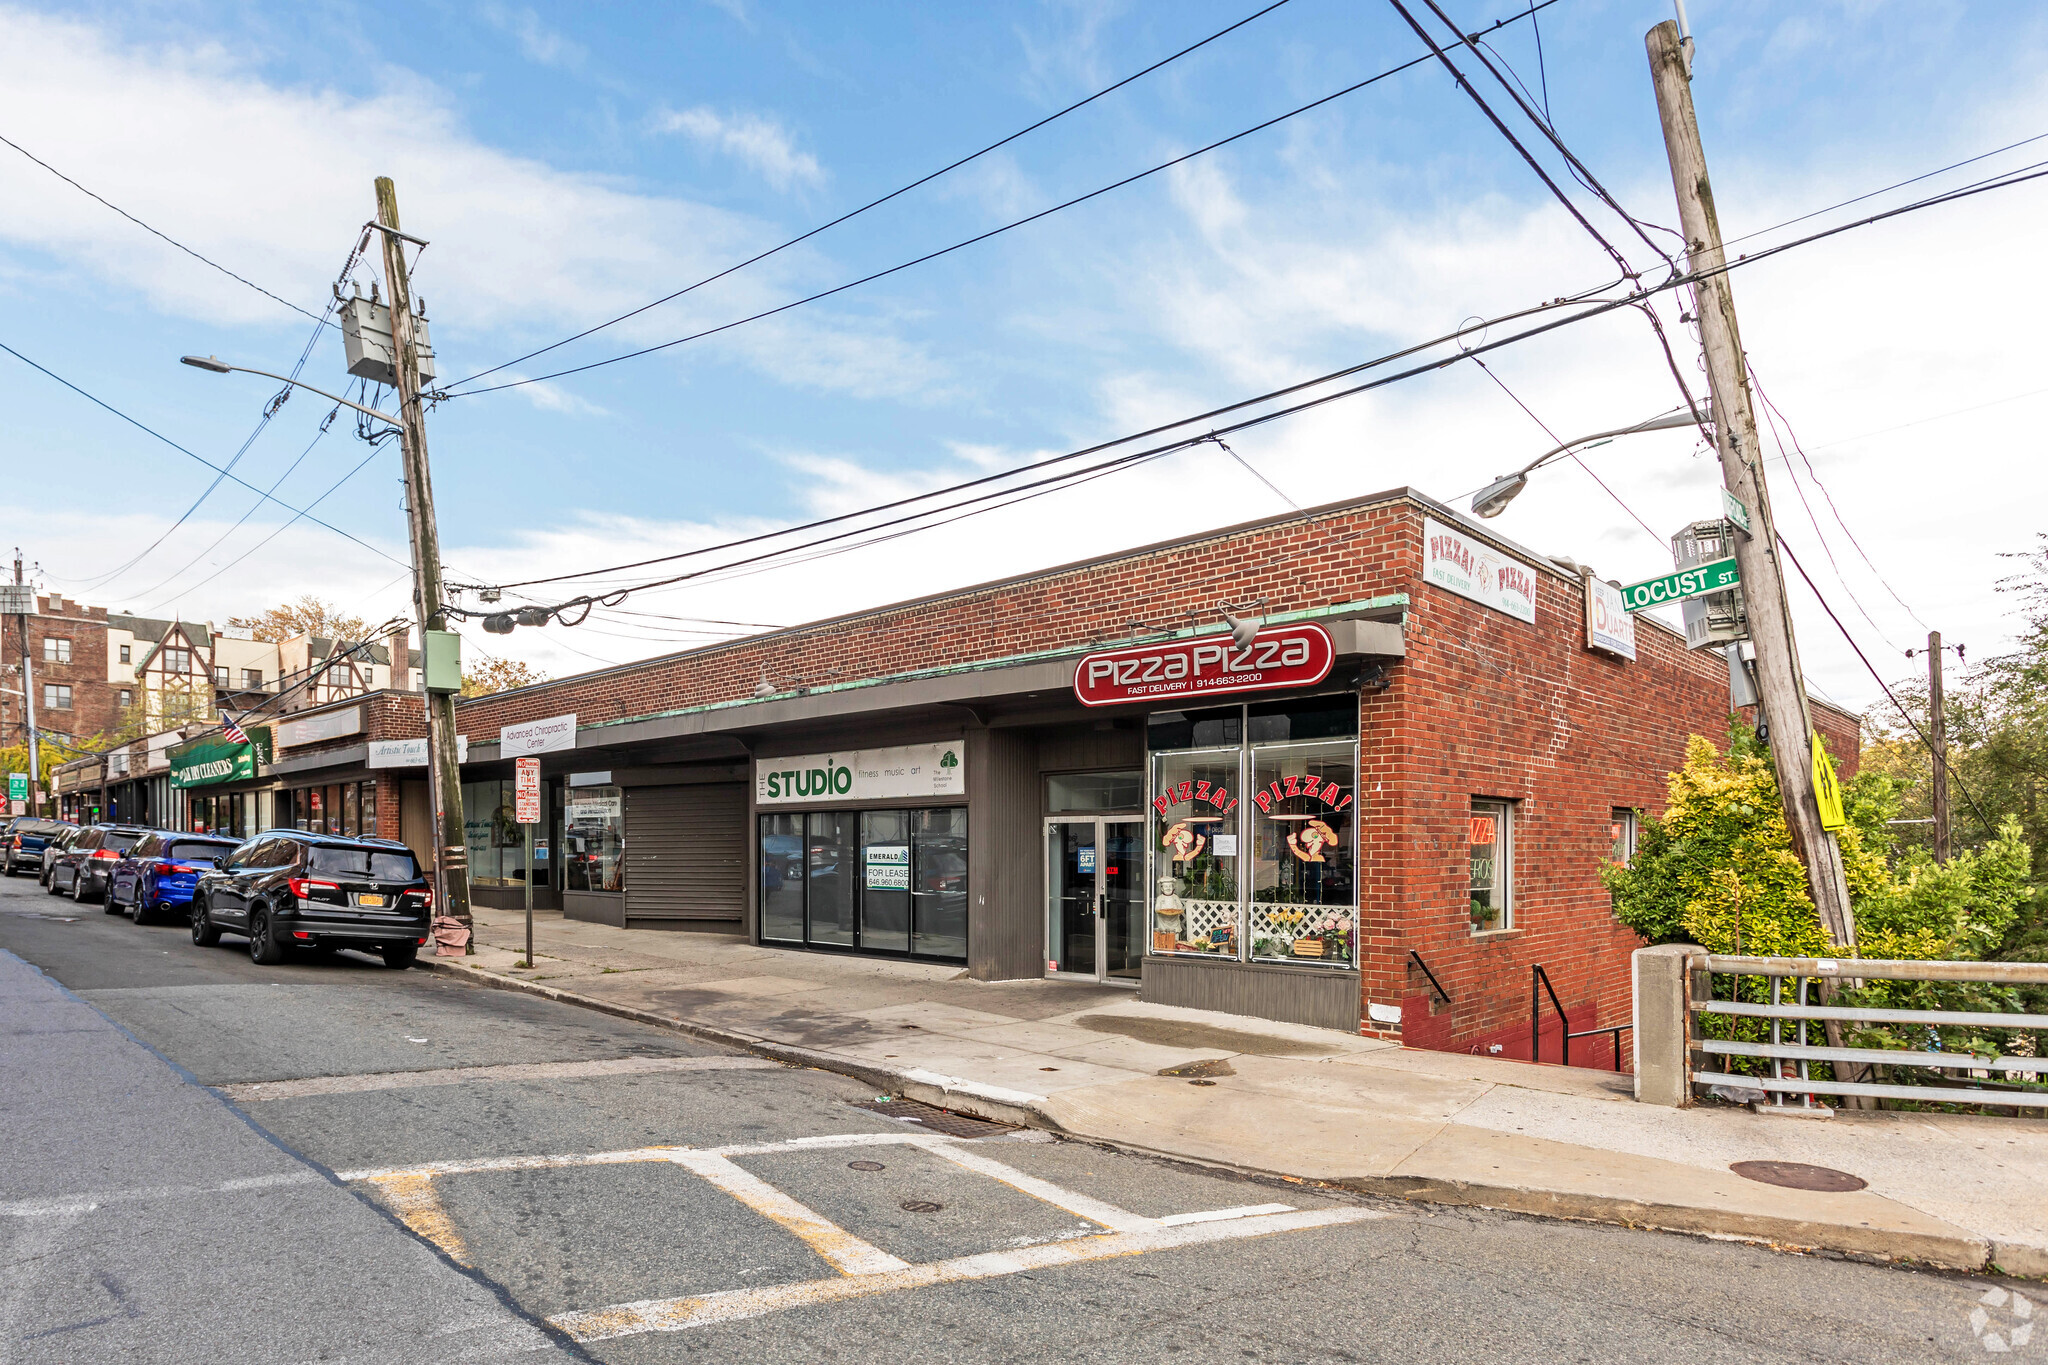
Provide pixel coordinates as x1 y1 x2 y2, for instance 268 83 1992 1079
1620 557 1741 613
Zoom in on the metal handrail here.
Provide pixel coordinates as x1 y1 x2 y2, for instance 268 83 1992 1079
1409 949 1452 1005
1688 952 2048 1111
1569 1022 1632 1073
1531 964 1568 1066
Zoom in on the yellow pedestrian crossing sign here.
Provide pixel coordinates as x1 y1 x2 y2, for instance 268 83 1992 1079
1811 733 1846 831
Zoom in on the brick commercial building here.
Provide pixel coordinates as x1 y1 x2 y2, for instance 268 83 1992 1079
256 489 1859 1059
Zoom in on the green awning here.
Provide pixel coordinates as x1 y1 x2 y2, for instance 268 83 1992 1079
169 734 255 789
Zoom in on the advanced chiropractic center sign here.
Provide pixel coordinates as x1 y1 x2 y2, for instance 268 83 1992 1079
1072 622 1334 708
757 743 965 805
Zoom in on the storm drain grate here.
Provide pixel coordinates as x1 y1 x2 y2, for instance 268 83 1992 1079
848 1097 1020 1139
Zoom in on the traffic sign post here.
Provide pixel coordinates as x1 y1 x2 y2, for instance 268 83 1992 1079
8 773 26 802
1619 557 1741 614
516 757 541 969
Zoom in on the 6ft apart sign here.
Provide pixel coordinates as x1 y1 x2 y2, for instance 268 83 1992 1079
1619 556 1741 614
1073 622 1334 707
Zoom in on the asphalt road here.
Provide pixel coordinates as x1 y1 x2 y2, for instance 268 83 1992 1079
0 871 2025 1363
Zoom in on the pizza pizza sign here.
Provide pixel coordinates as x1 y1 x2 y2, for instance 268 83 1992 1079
1073 622 1334 707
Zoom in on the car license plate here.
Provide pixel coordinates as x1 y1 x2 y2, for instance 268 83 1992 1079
357 894 386 907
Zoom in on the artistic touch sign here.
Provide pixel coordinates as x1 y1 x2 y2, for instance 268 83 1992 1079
1422 517 1538 623
367 736 469 768
1584 575 1637 661
756 743 965 805
1072 622 1334 708
499 713 577 756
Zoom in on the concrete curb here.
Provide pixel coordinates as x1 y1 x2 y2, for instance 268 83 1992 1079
416 956 2029 1279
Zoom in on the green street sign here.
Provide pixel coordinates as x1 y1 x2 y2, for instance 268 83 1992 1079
1620 556 1741 613
1720 487 1752 535
7 772 26 801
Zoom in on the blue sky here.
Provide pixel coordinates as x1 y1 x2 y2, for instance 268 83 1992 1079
4 0 2045 708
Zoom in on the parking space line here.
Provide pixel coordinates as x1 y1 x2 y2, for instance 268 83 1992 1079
337 1146 685 1183
667 1151 911 1277
1158 1203 1295 1226
548 1205 1394 1341
216 1054 780 1102
906 1136 1153 1233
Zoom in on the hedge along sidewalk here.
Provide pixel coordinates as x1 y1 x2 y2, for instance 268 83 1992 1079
420 905 2048 1280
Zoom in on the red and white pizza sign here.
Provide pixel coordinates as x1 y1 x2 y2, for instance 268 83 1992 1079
1073 622 1334 708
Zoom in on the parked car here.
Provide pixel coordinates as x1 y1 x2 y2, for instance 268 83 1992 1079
106 830 242 925
46 824 153 903
37 825 84 886
191 830 430 968
3 817 75 877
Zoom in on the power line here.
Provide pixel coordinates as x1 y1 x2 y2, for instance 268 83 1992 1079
443 0 1300 393
0 338 408 572
0 130 328 325
467 156 2048 611
442 0 1564 400
1776 533 1996 834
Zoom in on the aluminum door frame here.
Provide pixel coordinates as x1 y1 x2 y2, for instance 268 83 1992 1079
1042 816 1143 987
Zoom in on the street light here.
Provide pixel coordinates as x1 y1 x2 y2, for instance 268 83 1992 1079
180 355 403 427
1469 404 1709 519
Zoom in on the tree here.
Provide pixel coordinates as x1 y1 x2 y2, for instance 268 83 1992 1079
228 596 368 644
462 659 548 697
0 735 74 807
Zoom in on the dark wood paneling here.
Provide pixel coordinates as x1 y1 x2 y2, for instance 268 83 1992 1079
625 783 747 922
1033 724 1142 777
967 727 1041 982
1140 956 1361 1032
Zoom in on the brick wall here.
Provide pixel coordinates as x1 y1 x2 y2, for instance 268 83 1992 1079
450 491 1862 1058
3 596 118 743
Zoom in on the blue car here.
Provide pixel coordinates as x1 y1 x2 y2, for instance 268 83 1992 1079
107 830 242 926
2 817 76 877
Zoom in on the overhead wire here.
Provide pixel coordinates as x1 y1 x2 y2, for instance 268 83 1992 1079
460 157 2048 615
443 0 1300 392
440 0 1566 400
0 339 409 572
0 130 329 325
1776 534 1996 833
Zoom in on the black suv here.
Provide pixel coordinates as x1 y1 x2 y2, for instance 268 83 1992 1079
191 830 431 968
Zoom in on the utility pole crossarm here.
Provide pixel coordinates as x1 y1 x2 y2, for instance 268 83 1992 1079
1645 20 1857 950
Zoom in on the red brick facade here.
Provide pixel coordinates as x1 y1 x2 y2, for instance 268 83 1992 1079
449 490 1860 1059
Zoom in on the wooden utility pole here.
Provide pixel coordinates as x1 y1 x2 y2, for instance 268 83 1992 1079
11 552 39 816
1927 630 1950 863
374 176 472 944
1647 21 1857 949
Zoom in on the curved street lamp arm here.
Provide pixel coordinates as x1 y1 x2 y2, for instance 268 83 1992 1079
180 357 401 427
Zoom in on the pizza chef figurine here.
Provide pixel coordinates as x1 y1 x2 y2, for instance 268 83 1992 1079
1286 817 1340 863
1161 821 1206 863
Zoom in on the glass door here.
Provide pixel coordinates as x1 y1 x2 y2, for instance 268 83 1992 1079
1045 818 1143 983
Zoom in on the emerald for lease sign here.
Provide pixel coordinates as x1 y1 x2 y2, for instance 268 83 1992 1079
1620 557 1741 613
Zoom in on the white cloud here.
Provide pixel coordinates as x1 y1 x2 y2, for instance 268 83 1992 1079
477 4 586 70
650 106 824 191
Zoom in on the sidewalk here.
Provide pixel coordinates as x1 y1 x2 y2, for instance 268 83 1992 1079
431 906 2048 1279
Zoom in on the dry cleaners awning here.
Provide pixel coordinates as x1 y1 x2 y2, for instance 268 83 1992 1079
169 734 256 789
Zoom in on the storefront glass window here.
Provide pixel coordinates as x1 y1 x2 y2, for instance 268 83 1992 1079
1148 696 1359 969
1247 740 1356 965
462 779 550 887
807 812 858 948
859 810 912 954
1046 771 1143 812
760 813 804 942
1148 748 1241 957
343 782 360 837
911 808 968 958
563 784 624 892
1470 799 1512 931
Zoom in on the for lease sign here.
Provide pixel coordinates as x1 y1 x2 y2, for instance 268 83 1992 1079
1072 622 1334 708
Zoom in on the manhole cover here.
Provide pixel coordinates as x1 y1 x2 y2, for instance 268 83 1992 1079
900 1200 943 1213
847 1160 886 1172
1729 1160 1867 1192
1159 1057 1235 1079
848 1097 1020 1139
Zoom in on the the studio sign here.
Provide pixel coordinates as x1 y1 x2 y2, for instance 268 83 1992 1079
1073 622 1334 707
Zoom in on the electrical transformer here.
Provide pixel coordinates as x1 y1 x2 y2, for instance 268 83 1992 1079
1671 518 1747 650
338 292 436 389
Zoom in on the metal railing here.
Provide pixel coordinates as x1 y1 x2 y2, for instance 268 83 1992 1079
1531 964 1631 1071
1689 955 2048 1110
1409 949 1452 1005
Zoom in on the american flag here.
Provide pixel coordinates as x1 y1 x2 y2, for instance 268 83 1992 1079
221 713 251 745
